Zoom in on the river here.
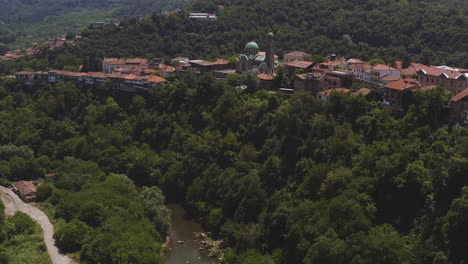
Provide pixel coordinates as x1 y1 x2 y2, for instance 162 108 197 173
164 204 218 264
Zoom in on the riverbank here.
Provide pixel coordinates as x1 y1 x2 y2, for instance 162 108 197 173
164 204 218 264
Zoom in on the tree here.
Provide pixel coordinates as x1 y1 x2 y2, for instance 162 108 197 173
443 187 468 263
303 229 346 264
138 186 170 236
54 219 90 253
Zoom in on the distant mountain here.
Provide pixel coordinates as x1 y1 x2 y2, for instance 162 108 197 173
0 0 195 47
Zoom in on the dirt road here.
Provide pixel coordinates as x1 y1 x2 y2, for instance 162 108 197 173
0 186 73 264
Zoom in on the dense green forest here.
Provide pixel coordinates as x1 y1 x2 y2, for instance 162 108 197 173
9 0 465 71
0 201 51 264
0 0 195 50
0 71 467 263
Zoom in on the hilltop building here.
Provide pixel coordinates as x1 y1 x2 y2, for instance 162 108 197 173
236 33 279 74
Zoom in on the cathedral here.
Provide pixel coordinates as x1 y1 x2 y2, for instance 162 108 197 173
236 32 278 74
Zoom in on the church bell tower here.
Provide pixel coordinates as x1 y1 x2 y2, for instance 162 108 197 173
265 32 274 68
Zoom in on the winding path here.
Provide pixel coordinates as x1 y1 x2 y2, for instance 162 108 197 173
0 186 73 264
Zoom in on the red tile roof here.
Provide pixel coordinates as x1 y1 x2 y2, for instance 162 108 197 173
417 67 467 79
284 60 314 69
257 74 275 80
372 64 398 71
318 88 350 96
451 89 468 102
44 173 56 179
14 181 37 196
384 79 420 91
147 76 167 83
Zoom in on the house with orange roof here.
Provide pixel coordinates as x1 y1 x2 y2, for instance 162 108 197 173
283 60 315 76
102 58 149 73
313 54 347 73
189 59 230 74
347 63 372 82
317 88 351 102
13 181 37 202
257 74 275 90
450 89 468 126
370 64 401 88
383 79 422 111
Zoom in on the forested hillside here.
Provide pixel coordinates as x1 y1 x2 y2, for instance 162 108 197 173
0 72 467 263
0 0 194 48
35 0 468 69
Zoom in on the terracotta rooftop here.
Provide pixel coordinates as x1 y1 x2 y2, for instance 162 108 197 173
451 89 468 102
257 74 275 80
372 64 399 71
147 76 167 83
355 88 371 96
417 67 467 79
284 60 314 68
318 88 350 96
14 181 37 195
384 79 420 91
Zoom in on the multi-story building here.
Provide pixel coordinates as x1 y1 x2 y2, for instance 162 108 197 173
416 66 468 95
383 79 421 111
325 71 353 89
370 64 400 88
293 72 325 94
16 70 167 93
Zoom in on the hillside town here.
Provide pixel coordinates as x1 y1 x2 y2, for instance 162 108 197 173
13 32 468 127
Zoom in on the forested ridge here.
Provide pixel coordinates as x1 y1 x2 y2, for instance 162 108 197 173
32 0 468 69
0 0 194 49
0 71 467 263
3 0 467 74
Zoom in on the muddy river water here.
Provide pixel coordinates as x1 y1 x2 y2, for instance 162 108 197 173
164 204 218 264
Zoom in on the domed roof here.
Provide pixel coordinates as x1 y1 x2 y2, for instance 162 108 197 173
245 42 259 49
267 32 274 37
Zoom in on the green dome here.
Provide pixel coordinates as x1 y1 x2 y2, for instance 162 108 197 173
267 32 274 37
245 42 259 49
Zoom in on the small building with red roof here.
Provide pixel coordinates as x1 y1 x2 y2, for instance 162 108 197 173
13 181 37 202
370 64 400 88
283 60 315 75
